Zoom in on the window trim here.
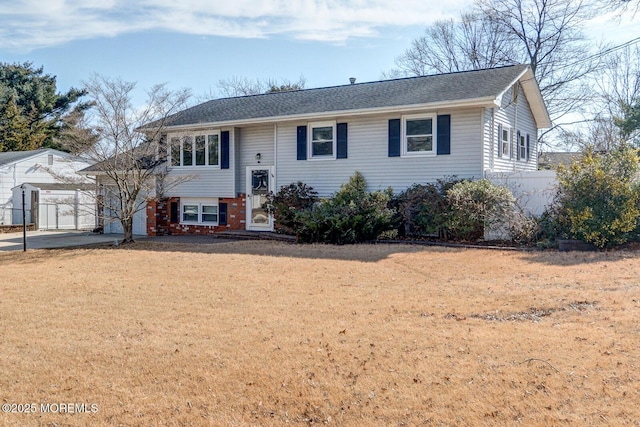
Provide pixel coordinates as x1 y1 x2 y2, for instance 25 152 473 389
499 124 511 158
169 131 221 168
307 121 336 160
518 132 527 161
180 198 219 225
402 113 437 157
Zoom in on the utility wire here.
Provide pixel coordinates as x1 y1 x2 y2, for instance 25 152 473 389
583 36 640 63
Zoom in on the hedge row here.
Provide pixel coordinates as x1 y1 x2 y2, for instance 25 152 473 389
267 172 529 244
267 147 640 248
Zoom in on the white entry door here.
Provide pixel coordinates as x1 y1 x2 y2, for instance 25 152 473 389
246 166 274 231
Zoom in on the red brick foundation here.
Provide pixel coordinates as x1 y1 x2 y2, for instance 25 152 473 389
147 194 246 236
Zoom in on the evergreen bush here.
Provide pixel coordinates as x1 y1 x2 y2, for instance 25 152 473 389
296 172 395 244
267 181 318 235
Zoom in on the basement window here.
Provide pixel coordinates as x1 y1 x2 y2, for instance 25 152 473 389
181 198 219 225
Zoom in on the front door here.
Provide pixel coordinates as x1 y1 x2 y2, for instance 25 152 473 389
246 166 274 231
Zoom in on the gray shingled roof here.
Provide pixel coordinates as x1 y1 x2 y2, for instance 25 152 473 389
538 152 579 170
0 149 47 166
164 65 530 128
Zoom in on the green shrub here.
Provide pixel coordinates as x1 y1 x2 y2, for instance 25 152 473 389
446 179 516 241
554 146 640 248
267 181 318 235
395 178 461 238
296 172 395 244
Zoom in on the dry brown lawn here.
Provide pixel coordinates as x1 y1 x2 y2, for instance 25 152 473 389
0 241 639 426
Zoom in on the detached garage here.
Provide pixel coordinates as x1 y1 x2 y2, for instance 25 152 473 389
12 183 97 231
0 148 95 228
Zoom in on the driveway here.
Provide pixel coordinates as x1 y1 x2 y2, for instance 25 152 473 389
0 230 144 251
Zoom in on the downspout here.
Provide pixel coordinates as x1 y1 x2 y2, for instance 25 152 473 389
75 189 80 230
513 84 519 171
489 107 495 175
481 108 487 178
273 123 278 188
272 123 278 232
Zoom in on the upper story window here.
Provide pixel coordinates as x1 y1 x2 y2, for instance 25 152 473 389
499 125 511 158
183 136 193 166
403 114 436 156
308 122 336 159
170 132 220 167
518 132 527 161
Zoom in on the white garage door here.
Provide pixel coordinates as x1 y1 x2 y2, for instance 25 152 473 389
104 205 147 236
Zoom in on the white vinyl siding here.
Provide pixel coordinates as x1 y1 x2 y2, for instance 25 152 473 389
235 125 275 195
277 109 484 197
492 85 538 172
482 108 494 172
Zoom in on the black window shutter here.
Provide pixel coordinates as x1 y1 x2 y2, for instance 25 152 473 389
219 203 228 226
337 123 348 159
221 131 230 169
436 114 451 155
297 125 307 160
516 130 522 160
388 119 401 157
526 134 531 161
170 201 178 223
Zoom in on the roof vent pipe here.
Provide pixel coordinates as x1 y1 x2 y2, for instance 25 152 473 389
349 77 356 84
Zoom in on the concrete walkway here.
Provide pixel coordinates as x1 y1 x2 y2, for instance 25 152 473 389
0 230 140 251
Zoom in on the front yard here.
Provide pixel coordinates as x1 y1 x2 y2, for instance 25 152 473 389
0 241 638 425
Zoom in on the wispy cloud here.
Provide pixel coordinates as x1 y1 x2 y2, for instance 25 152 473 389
0 0 470 51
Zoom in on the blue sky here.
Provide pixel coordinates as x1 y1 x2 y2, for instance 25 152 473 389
0 0 638 105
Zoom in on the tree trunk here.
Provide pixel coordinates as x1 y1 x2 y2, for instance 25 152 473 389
122 219 134 243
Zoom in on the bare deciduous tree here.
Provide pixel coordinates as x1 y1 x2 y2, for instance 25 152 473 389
605 0 640 16
597 46 640 143
217 75 306 97
561 45 640 150
478 0 596 128
558 118 623 151
75 75 191 243
395 12 517 76
393 0 596 145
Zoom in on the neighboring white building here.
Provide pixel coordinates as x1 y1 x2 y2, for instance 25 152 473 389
0 148 97 230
